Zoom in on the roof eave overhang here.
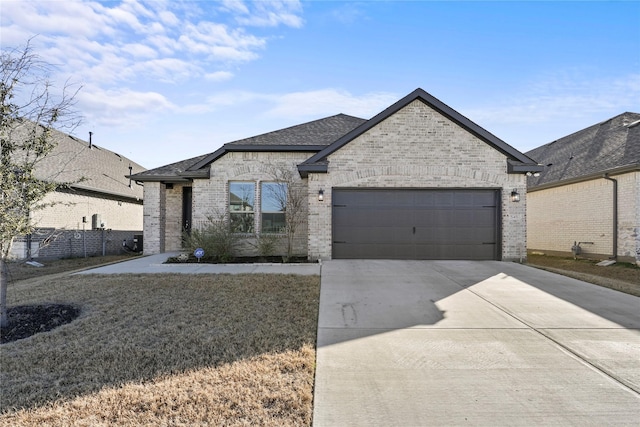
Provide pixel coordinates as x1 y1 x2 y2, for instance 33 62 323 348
507 160 544 174
65 184 143 203
297 163 328 178
528 164 640 192
125 174 195 183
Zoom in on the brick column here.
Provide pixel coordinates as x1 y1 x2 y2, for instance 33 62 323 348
143 182 165 254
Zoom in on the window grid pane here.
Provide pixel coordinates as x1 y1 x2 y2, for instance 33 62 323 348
261 182 287 234
230 182 255 233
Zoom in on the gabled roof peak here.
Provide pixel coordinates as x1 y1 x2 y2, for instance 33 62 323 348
299 88 540 176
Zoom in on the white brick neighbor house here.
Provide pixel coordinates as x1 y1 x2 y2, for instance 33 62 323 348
8 121 146 259
526 112 640 265
130 89 542 261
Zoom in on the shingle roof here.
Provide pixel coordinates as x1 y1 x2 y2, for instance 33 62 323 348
131 114 366 181
226 113 366 147
9 120 146 201
526 112 640 189
128 154 210 182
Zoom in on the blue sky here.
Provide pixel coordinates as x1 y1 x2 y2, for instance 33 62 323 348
2 1 639 169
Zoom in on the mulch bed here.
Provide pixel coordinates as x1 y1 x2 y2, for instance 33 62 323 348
1 304 80 344
165 255 310 264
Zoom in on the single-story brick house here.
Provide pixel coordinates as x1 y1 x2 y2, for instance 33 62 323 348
130 88 542 261
526 112 640 265
8 120 146 259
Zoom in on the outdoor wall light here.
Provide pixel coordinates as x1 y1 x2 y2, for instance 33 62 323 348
510 189 520 202
318 189 324 202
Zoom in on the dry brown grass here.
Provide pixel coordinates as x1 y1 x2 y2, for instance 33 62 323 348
4 255 138 283
527 254 640 297
0 273 320 426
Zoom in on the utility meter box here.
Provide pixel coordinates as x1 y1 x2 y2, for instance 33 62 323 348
92 214 102 230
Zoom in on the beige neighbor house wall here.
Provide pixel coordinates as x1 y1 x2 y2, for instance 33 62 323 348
527 171 640 264
10 190 143 260
307 100 527 261
33 190 143 231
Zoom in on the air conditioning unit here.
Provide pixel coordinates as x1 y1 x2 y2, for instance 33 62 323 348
92 214 102 229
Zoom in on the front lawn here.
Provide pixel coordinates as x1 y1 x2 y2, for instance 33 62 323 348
527 254 640 297
0 273 320 426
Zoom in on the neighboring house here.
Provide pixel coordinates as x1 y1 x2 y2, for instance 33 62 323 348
526 112 640 265
130 88 542 261
9 121 146 259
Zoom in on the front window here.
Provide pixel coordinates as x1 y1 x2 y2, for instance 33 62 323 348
229 182 255 233
261 182 287 233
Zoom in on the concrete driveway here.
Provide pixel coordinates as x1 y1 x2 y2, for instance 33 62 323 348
313 260 640 426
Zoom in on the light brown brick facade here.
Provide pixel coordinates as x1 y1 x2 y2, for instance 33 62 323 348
307 100 527 260
139 90 535 261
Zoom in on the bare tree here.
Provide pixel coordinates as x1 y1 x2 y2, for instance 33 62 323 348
264 164 307 261
1 40 81 327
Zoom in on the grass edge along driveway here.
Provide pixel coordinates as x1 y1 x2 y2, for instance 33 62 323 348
0 273 320 427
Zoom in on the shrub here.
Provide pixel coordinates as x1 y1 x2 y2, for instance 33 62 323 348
254 233 281 259
183 214 239 262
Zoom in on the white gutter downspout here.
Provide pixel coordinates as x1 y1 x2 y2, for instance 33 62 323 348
603 174 618 260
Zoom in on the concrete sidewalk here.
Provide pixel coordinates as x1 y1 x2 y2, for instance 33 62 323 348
313 260 640 426
74 252 321 275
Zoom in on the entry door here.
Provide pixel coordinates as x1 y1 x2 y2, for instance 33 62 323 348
182 187 192 234
332 189 500 260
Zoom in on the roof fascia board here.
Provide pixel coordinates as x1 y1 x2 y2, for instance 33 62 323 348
187 146 227 171
187 144 325 172
301 88 538 168
507 160 544 173
528 164 640 192
125 175 192 183
65 185 144 202
297 163 328 178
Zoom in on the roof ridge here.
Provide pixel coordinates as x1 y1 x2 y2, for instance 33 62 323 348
227 113 365 146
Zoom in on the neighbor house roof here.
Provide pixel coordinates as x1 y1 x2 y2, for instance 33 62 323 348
130 114 366 182
9 120 146 201
526 112 640 191
298 88 542 177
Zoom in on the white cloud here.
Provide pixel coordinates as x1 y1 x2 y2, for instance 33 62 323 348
178 21 265 60
1 0 296 84
205 71 234 82
130 58 202 83
220 0 250 15
77 86 175 127
330 3 369 25
158 10 180 27
1 0 307 143
465 72 640 125
231 0 304 28
265 89 399 119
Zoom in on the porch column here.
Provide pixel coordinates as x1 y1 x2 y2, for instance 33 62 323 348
143 182 166 254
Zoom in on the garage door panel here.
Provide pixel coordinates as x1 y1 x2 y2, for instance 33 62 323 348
414 244 496 260
334 243 415 259
369 209 412 226
333 189 499 260
337 227 412 244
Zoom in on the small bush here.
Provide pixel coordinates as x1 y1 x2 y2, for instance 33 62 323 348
254 233 282 259
183 214 239 262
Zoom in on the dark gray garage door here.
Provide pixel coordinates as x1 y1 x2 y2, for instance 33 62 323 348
332 189 500 260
